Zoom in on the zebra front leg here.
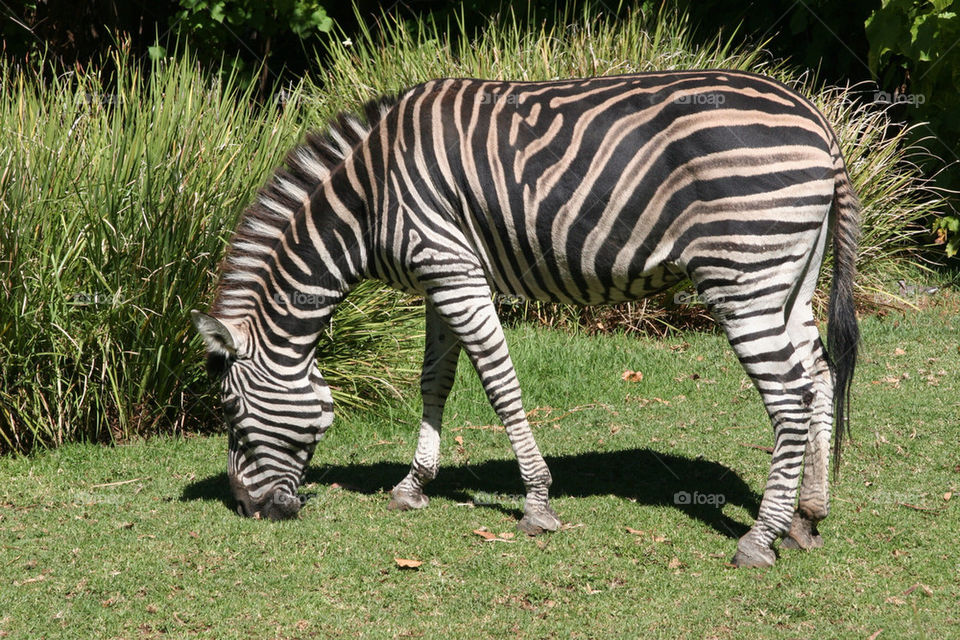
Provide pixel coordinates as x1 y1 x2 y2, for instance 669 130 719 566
426 282 560 535
389 302 461 511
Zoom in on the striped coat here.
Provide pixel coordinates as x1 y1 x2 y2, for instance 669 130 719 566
193 71 859 568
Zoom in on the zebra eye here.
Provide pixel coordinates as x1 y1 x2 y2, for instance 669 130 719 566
222 394 240 414
206 352 232 378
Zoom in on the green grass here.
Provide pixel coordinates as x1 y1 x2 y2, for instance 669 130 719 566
2 300 957 639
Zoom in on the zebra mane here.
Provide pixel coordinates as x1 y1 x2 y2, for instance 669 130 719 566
212 95 397 312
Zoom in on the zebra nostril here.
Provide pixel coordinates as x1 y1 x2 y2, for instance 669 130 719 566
264 490 301 520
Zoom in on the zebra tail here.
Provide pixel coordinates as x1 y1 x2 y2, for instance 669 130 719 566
827 160 861 477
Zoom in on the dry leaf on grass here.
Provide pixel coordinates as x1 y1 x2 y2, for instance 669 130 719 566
621 370 644 382
472 528 516 542
394 558 422 569
473 528 497 540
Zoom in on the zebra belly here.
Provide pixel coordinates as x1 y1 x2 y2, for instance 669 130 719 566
487 261 687 305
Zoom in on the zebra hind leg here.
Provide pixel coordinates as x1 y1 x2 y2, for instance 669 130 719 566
716 306 817 568
388 302 462 511
781 314 833 551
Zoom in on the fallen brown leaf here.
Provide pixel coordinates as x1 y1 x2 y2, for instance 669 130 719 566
473 528 497 540
621 370 644 383
625 527 644 536
394 558 422 569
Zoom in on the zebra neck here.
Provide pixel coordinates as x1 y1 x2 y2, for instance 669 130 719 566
213 164 371 364
255 178 369 359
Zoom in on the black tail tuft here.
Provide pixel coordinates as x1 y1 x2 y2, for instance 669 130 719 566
828 165 860 477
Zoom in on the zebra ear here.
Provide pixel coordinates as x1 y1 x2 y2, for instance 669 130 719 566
191 310 240 357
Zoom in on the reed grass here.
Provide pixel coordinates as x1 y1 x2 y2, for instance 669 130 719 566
0 46 419 452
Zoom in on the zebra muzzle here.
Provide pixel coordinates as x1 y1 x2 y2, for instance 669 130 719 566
230 474 302 521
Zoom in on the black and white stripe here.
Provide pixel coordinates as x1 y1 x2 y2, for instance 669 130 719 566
193 70 859 566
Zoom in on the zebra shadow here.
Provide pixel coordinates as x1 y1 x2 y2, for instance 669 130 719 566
181 447 761 539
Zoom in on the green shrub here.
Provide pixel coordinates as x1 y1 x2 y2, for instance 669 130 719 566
866 0 960 257
169 0 334 98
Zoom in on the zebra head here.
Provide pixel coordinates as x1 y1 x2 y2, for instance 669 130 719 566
191 310 334 520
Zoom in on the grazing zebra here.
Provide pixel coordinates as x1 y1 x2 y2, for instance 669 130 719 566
192 70 859 568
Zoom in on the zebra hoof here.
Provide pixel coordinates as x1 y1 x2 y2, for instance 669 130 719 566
731 540 776 568
781 512 824 550
387 489 429 511
517 505 561 535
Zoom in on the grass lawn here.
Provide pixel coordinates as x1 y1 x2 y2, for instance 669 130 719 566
1 300 958 639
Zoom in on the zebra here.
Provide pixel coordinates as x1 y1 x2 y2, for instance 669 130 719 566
191 70 859 568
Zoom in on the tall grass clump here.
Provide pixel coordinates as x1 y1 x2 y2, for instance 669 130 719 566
0 46 419 453
312 5 944 329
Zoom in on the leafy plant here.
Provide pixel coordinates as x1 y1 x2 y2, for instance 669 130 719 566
866 0 960 256
171 0 333 97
